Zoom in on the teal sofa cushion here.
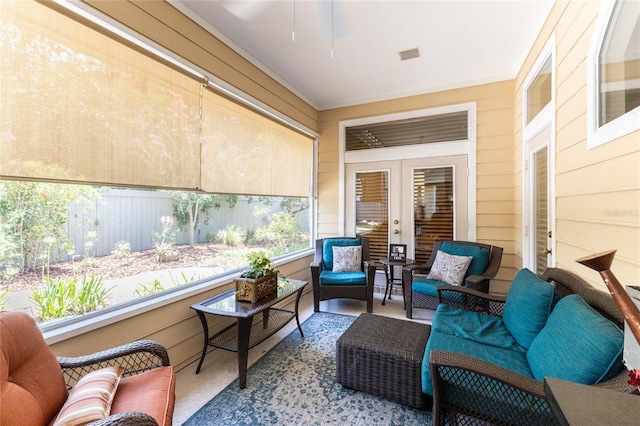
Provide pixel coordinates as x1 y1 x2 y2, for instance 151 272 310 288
322 238 360 271
411 279 441 297
440 242 490 279
432 304 528 353
319 270 365 285
527 294 624 385
502 268 556 349
422 330 533 396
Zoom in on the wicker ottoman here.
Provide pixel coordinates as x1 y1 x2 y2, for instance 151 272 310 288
336 313 432 409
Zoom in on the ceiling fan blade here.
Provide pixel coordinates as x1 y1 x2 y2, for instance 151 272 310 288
221 0 275 21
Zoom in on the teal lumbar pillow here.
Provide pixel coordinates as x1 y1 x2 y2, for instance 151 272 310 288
502 268 556 349
527 294 624 384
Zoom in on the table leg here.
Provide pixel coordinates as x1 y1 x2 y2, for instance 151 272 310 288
382 264 391 305
388 265 395 300
294 288 305 338
194 311 209 374
237 317 252 389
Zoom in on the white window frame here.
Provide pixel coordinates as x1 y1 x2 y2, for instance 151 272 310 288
523 36 555 142
29 0 318 343
587 0 640 149
338 103 477 242
522 37 556 271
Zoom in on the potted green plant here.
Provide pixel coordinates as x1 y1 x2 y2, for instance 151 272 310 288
234 251 279 303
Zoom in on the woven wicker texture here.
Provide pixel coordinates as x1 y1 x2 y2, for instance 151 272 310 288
403 240 503 319
86 411 159 426
56 340 171 426
58 340 170 389
310 238 376 313
336 313 432 409
430 267 633 425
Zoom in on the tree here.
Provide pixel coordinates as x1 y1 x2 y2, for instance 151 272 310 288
170 192 237 246
0 181 99 272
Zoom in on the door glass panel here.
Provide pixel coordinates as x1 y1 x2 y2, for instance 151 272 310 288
534 147 548 275
355 171 389 261
413 167 453 264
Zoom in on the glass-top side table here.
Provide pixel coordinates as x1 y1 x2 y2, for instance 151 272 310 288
190 278 307 388
378 258 415 307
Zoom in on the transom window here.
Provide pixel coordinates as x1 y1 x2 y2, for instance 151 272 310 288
526 56 552 124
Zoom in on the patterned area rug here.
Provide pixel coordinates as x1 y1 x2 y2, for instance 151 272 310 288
183 312 432 425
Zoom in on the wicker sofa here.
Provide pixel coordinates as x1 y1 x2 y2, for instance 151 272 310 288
0 311 175 426
425 267 631 425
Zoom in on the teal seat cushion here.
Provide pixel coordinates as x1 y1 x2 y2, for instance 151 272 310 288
422 330 533 395
322 239 361 271
432 304 527 353
502 268 556 349
319 270 365 285
527 294 624 385
411 279 445 297
440 242 490 278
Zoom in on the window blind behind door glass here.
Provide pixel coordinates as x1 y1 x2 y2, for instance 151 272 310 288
355 171 389 261
413 167 454 264
534 148 548 275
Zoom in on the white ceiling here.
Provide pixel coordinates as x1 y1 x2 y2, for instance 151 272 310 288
173 0 554 111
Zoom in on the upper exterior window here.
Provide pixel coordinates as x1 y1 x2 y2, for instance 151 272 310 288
588 0 640 148
526 56 552 125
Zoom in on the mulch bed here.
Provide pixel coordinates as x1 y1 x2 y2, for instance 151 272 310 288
0 243 241 293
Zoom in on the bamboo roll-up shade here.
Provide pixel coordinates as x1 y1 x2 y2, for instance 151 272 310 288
200 87 313 197
0 1 200 189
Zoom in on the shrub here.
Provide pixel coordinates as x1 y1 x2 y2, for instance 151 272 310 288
31 277 77 321
153 216 178 261
244 227 257 245
217 224 243 246
111 240 131 258
31 274 112 321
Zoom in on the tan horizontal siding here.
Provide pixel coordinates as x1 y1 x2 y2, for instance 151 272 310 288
514 0 640 283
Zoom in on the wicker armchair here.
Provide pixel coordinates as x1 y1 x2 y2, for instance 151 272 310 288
310 237 376 313
402 240 503 318
57 340 172 426
0 311 175 426
429 267 632 426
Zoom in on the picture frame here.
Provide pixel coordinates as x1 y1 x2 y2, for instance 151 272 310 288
389 244 407 262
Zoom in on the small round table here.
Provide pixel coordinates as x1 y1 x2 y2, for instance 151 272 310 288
378 257 415 307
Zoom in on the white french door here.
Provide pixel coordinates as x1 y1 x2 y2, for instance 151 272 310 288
524 125 554 274
345 156 468 264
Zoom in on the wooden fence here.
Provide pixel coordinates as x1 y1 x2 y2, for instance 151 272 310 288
64 189 308 259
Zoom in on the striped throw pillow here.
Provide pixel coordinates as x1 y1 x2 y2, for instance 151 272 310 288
53 365 125 426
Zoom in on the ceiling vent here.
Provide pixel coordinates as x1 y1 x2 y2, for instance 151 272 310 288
399 48 420 61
